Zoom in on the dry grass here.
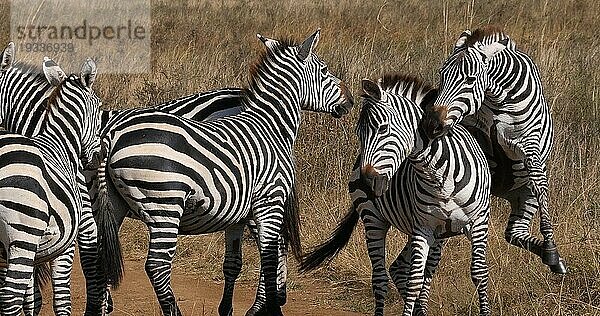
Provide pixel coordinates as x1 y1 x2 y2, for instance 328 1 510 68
2 0 600 314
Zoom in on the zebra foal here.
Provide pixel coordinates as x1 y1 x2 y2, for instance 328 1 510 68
300 74 492 316
0 57 101 316
94 29 353 315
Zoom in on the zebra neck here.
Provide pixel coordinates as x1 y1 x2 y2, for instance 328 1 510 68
408 128 435 171
35 104 84 174
0 75 53 137
485 49 524 102
242 84 301 149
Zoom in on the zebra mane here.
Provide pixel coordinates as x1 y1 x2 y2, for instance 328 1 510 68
11 61 47 84
247 38 299 89
43 75 85 127
358 73 437 129
379 73 436 107
464 25 510 47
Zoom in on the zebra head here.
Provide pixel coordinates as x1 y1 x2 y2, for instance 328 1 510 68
256 29 354 118
357 78 431 197
42 57 102 167
424 29 509 139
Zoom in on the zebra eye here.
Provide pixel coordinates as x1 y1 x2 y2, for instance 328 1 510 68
465 76 476 85
378 124 389 135
321 67 328 75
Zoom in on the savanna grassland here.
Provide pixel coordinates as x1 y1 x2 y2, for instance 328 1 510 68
2 0 600 315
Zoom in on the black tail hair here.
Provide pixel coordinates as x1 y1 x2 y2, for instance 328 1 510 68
298 204 360 273
95 143 124 288
282 183 302 261
34 262 52 289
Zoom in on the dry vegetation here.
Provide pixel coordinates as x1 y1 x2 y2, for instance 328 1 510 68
2 0 600 315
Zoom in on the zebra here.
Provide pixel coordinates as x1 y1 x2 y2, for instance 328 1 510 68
0 42 106 315
0 39 281 314
299 74 491 316
0 57 101 316
90 89 291 315
422 26 567 274
94 29 353 315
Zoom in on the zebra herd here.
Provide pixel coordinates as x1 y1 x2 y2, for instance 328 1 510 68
0 25 564 316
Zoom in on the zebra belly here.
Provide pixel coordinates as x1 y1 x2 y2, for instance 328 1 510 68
111 170 250 235
178 188 251 235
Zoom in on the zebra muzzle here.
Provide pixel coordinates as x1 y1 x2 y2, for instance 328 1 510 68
332 82 354 118
360 165 389 197
422 104 450 139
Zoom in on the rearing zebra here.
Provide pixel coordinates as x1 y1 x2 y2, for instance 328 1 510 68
300 74 491 316
0 57 101 316
422 26 567 274
0 42 105 315
94 29 353 315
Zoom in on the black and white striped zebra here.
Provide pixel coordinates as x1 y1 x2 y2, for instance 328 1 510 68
94 29 353 315
0 40 281 314
13 76 286 313
90 89 291 315
422 26 567 274
0 57 101 316
0 42 106 315
300 74 491 316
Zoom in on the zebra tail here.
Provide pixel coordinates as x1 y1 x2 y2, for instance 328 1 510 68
34 262 52 289
283 183 303 261
95 142 124 288
297 204 359 273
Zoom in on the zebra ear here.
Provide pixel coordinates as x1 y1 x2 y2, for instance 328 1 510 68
361 79 382 100
42 57 66 86
453 30 471 52
257 34 280 51
479 38 509 61
1 42 15 72
80 58 97 88
298 28 320 61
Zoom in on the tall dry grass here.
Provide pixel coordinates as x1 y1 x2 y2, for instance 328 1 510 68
1 0 599 314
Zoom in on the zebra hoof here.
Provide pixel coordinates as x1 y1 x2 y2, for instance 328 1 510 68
549 258 568 275
218 302 233 316
277 288 287 306
246 306 283 316
541 240 559 266
245 306 261 316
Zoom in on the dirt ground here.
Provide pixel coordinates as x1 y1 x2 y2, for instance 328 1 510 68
37 255 364 316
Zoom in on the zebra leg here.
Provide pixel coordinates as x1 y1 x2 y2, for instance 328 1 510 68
402 233 433 316
510 142 566 273
218 223 245 316
465 212 490 316
504 185 566 273
50 244 75 316
22 272 41 316
523 157 565 272
415 239 445 316
76 171 105 316
389 238 445 316
360 208 390 316
145 214 182 316
252 203 284 316
389 242 410 301
0 243 37 316
246 220 288 316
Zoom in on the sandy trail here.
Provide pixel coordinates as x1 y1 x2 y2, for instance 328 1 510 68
37 257 364 315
